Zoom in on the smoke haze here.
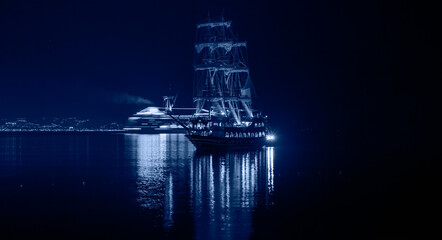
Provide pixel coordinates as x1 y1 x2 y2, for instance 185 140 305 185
93 90 154 106
111 92 154 105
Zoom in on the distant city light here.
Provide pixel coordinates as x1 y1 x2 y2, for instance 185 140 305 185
123 127 142 131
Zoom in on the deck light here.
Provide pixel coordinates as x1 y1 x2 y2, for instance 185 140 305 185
266 135 275 141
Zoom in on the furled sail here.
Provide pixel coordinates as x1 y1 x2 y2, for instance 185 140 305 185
240 76 252 98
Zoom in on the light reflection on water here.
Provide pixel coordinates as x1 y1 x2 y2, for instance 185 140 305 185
0 137 20 176
0 134 275 239
124 134 275 239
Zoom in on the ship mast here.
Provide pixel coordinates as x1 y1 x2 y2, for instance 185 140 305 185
193 16 254 125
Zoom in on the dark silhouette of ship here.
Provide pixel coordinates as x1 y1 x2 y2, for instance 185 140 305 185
170 17 273 150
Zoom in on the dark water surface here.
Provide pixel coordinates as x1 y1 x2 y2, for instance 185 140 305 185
0 133 426 239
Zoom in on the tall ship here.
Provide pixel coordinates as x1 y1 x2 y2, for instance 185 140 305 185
172 17 273 149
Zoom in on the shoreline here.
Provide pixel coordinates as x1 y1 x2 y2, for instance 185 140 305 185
0 130 126 135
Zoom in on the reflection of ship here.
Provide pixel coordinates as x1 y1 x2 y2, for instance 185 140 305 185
191 148 274 240
175 17 273 149
124 134 274 239
124 96 192 133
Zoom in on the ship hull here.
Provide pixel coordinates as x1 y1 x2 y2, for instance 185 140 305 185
186 134 266 150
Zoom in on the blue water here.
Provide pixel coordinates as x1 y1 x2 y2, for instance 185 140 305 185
0 133 418 239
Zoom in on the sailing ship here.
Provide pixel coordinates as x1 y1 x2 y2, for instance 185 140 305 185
172 17 273 149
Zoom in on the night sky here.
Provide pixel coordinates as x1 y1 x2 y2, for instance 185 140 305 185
1 0 440 237
0 0 439 136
